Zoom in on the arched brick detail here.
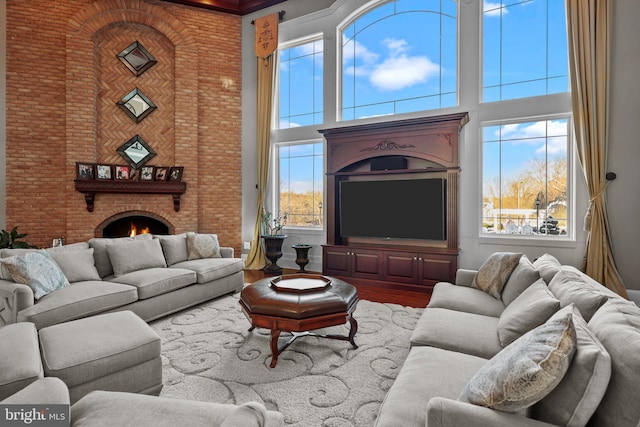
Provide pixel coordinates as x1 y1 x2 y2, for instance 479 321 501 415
65 0 199 241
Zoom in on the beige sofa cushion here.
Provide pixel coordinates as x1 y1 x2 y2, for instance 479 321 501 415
532 304 611 427
375 346 487 427
497 278 560 346
428 282 505 317
157 234 188 266
410 308 502 359
471 252 523 299
16 281 138 330
500 255 541 306
171 258 244 284
533 253 562 284
109 267 196 300
0 322 43 400
459 308 576 413
586 298 640 427
47 247 101 283
89 234 153 278
107 238 167 277
548 265 619 321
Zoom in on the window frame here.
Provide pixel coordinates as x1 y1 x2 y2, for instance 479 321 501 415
271 139 326 232
479 113 575 241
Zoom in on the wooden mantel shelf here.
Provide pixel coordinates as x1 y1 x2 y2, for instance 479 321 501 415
74 180 187 212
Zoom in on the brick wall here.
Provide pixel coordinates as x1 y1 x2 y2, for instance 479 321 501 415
5 0 242 252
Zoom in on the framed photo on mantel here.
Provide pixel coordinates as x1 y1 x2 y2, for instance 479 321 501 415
76 162 95 180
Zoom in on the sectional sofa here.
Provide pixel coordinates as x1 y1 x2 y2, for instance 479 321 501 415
375 253 640 427
0 232 245 329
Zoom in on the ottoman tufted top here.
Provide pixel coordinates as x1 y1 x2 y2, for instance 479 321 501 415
240 276 359 320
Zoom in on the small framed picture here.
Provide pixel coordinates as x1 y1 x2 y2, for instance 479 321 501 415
96 164 113 180
154 167 169 181
76 162 95 180
115 165 131 180
139 166 154 181
168 167 184 182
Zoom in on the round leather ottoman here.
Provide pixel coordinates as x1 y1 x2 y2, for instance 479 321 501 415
239 274 359 368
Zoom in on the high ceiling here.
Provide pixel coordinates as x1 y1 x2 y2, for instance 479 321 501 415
162 0 287 15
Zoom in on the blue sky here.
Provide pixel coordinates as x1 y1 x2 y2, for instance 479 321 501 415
278 0 569 195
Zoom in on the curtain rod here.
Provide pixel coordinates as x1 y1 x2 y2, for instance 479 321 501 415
251 10 285 25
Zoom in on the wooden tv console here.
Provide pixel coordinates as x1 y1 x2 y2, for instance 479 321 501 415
319 113 469 292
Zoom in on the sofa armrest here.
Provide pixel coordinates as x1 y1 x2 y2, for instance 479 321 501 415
455 269 477 287
426 397 558 427
1 377 70 405
220 247 234 258
0 279 34 326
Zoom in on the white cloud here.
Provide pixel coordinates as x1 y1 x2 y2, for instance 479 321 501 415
382 38 409 55
495 120 568 155
279 119 301 129
342 36 379 72
484 1 507 17
370 55 440 90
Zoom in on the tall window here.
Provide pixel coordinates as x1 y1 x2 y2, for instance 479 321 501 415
278 142 324 228
278 38 323 129
482 118 570 236
483 0 569 102
341 0 456 121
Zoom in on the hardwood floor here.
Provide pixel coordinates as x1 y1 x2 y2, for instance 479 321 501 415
244 268 430 308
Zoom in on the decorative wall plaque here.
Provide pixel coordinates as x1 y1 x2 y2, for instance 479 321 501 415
117 135 156 169
117 88 157 123
117 41 157 76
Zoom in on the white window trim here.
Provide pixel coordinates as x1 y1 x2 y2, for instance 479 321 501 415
478 112 576 241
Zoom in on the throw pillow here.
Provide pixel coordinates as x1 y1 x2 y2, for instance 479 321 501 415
548 266 618 322
0 250 70 299
157 234 188 266
471 252 523 299
498 278 561 346
532 304 612 427
106 238 167 277
0 248 36 280
459 307 577 413
46 247 101 283
585 298 640 427
89 234 153 278
533 253 562 284
186 232 221 260
501 255 541 306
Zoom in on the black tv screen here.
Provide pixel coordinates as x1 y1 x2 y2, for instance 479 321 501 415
339 178 446 241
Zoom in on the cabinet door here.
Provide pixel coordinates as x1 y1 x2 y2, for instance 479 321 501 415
417 254 457 286
323 246 352 276
351 249 383 279
384 251 418 284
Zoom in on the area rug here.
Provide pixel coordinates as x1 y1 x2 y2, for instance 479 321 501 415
150 293 423 426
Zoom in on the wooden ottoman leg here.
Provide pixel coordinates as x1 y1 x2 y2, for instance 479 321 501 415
348 315 358 349
270 329 281 368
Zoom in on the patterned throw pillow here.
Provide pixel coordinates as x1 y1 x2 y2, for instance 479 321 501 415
0 250 70 299
472 252 523 299
186 232 221 260
459 308 577 413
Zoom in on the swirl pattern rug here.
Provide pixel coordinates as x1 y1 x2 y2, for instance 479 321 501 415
151 293 423 426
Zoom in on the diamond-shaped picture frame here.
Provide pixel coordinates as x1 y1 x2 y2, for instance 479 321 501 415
117 41 157 76
117 88 157 123
117 135 157 169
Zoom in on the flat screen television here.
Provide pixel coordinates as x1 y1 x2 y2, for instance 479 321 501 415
339 178 447 241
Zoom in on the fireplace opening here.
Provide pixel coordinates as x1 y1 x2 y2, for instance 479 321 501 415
101 215 170 238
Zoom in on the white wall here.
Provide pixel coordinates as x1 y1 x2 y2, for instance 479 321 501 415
239 0 640 288
607 0 640 290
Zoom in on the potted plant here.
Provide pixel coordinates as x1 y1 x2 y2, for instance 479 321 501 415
261 210 287 274
0 226 38 249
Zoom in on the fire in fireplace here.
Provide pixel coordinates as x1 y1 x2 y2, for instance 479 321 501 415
101 215 170 238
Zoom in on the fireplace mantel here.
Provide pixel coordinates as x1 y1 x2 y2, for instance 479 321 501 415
74 180 187 212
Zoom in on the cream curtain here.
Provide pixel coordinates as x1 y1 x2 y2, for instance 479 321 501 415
245 54 277 270
566 0 627 297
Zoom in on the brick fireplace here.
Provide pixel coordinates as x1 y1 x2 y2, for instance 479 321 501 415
5 1 242 252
